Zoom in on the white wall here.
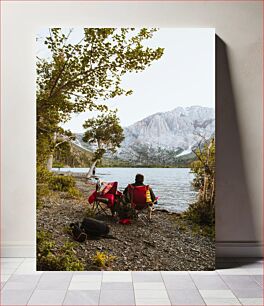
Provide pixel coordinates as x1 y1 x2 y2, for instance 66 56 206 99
1 1 262 257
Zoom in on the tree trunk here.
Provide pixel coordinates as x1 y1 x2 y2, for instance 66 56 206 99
86 160 97 178
47 154 54 171
47 132 57 171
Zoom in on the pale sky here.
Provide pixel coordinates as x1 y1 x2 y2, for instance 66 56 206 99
37 28 215 132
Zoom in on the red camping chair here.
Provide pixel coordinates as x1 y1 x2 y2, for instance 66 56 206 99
127 184 153 222
88 182 122 216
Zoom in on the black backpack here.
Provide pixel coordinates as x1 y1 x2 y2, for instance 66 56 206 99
70 222 87 242
81 218 110 236
70 218 110 242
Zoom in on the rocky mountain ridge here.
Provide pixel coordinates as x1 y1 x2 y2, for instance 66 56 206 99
119 106 214 162
73 105 215 166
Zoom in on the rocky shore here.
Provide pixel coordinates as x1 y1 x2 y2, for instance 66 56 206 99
37 173 215 271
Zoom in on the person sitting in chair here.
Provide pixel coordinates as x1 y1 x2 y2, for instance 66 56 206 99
123 174 156 221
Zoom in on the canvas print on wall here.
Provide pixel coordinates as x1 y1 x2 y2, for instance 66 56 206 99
36 28 215 271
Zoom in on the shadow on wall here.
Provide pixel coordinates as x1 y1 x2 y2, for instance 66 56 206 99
215 35 259 265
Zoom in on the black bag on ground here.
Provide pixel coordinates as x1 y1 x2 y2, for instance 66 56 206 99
70 222 87 242
81 218 110 237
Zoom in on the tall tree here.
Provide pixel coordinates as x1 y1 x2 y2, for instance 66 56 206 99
37 28 164 169
82 110 124 177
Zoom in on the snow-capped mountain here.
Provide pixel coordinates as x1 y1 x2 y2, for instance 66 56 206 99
73 106 215 165
120 106 215 158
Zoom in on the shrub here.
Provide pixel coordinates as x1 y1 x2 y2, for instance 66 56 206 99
37 164 53 183
92 251 116 269
37 231 55 256
183 200 215 226
49 175 75 192
37 184 51 208
37 165 53 208
67 187 82 199
52 162 65 168
37 230 84 271
181 200 215 239
57 242 85 271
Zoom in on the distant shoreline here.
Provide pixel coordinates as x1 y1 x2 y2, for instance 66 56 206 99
52 165 192 170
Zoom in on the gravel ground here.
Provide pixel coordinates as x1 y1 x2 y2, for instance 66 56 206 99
37 174 215 271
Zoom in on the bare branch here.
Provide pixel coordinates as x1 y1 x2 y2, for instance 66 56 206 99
55 135 75 148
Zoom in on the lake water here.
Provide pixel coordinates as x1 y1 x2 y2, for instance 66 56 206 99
53 167 197 212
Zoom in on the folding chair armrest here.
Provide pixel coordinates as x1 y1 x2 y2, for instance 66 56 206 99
95 197 109 204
